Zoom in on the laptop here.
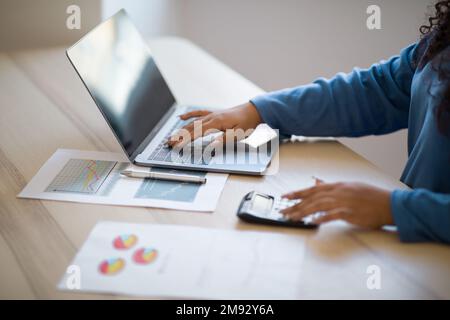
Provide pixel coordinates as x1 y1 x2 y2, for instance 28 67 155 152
66 9 276 175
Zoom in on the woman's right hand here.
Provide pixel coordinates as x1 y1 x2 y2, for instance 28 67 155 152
167 102 263 147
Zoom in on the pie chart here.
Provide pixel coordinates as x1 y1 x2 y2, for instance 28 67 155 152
113 234 137 250
133 247 158 265
99 258 125 275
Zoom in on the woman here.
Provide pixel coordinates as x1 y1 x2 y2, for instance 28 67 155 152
169 1 450 243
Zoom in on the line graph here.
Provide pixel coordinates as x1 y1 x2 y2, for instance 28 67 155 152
46 159 116 194
135 168 206 202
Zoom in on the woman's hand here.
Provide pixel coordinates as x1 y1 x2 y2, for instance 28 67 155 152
167 102 262 147
281 182 394 228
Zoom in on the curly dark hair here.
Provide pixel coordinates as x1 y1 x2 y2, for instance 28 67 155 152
416 1 450 135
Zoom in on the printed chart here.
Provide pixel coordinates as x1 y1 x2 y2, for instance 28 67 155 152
19 149 227 212
45 159 116 194
135 168 206 202
58 222 305 299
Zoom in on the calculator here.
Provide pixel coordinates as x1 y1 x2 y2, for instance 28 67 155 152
237 191 318 229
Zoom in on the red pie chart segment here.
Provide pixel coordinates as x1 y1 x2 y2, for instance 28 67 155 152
133 247 158 265
113 234 138 250
98 258 125 275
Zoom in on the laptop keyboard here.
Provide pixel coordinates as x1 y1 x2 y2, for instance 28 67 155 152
147 107 272 166
148 108 211 165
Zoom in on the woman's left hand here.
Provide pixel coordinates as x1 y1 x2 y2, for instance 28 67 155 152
281 182 394 228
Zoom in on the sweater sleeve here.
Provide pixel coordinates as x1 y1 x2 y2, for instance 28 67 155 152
250 43 417 137
391 189 450 243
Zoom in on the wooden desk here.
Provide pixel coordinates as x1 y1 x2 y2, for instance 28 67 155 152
0 38 449 299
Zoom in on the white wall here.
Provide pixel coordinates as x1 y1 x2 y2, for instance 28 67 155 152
0 0 179 51
101 0 179 37
0 0 102 51
175 0 430 178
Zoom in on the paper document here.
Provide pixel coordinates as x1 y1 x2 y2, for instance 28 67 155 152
240 123 278 148
18 149 228 212
58 221 305 299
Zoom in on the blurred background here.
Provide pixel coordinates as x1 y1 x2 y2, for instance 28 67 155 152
0 0 432 178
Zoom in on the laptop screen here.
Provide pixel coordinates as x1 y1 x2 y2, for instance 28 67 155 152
67 10 176 159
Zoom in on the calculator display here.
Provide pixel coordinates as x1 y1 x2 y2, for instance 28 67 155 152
251 194 273 213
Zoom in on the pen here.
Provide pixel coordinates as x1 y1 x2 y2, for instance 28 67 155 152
120 169 207 184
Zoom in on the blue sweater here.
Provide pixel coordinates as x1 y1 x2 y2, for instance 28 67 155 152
251 42 450 244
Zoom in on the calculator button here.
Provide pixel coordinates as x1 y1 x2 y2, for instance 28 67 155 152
268 211 284 220
276 198 299 209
